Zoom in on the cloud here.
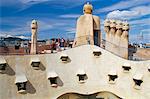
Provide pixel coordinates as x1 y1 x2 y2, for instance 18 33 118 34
66 27 76 34
38 20 53 31
16 35 30 39
130 18 150 25
106 4 150 20
16 0 87 12
0 0 22 7
96 0 150 13
141 29 150 32
20 0 49 4
59 14 80 19
0 34 7 37
0 16 76 39
0 18 54 36
106 10 139 20
0 33 30 39
131 5 150 16
63 27 76 39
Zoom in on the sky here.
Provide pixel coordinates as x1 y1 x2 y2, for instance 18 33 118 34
0 0 150 43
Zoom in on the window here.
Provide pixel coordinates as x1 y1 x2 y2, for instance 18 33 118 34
61 56 68 61
108 75 118 81
79 75 85 81
15 75 28 93
60 54 69 62
15 45 20 50
49 77 58 87
16 82 27 92
76 69 87 83
133 74 143 90
122 66 131 71
31 57 40 70
108 70 118 84
0 63 6 70
93 49 102 56
49 78 57 84
15 43 20 50
77 74 86 83
47 71 58 87
148 66 150 72
0 57 7 72
31 62 40 67
133 79 143 86
122 63 131 72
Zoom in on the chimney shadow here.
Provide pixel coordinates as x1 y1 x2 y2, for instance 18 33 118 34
39 63 46 71
26 81 36 94
57 77 64 87
2 64 15 76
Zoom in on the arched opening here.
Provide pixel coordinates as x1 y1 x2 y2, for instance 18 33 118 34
57 91 122 99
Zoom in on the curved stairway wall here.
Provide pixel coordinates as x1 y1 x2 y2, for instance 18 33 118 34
0 45 150 99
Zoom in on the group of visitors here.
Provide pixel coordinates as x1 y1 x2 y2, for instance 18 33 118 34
50 38 72 53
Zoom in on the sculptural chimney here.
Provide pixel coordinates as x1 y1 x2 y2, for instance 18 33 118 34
120 21 129 59
30 20 38 54
104 19 110 50
73 2 101 47
104 19 129 59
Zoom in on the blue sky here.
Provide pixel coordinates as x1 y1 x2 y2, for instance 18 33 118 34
0 0 150 43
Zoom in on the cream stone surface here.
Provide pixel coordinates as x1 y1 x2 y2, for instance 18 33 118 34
121 21 129 59
57 92 121 99
15 74 27 84
115 20 123 56
104 19 129 59
30 20 38 54
83 2 93 14
0 45 150 99
73 3 101 47
104 19 110 51
47 71 58 78
0 56 7 64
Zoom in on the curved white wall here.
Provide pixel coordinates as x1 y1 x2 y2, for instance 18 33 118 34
0 45 150 99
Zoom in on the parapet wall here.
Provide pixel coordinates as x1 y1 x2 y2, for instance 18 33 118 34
0 45 150 99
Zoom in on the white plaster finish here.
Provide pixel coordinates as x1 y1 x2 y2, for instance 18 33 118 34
0 56 6 64
30 57 40 63
30 20 38 54
76 69 86 75
15 74 27 84
0 45 150 99
47 71 58 78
